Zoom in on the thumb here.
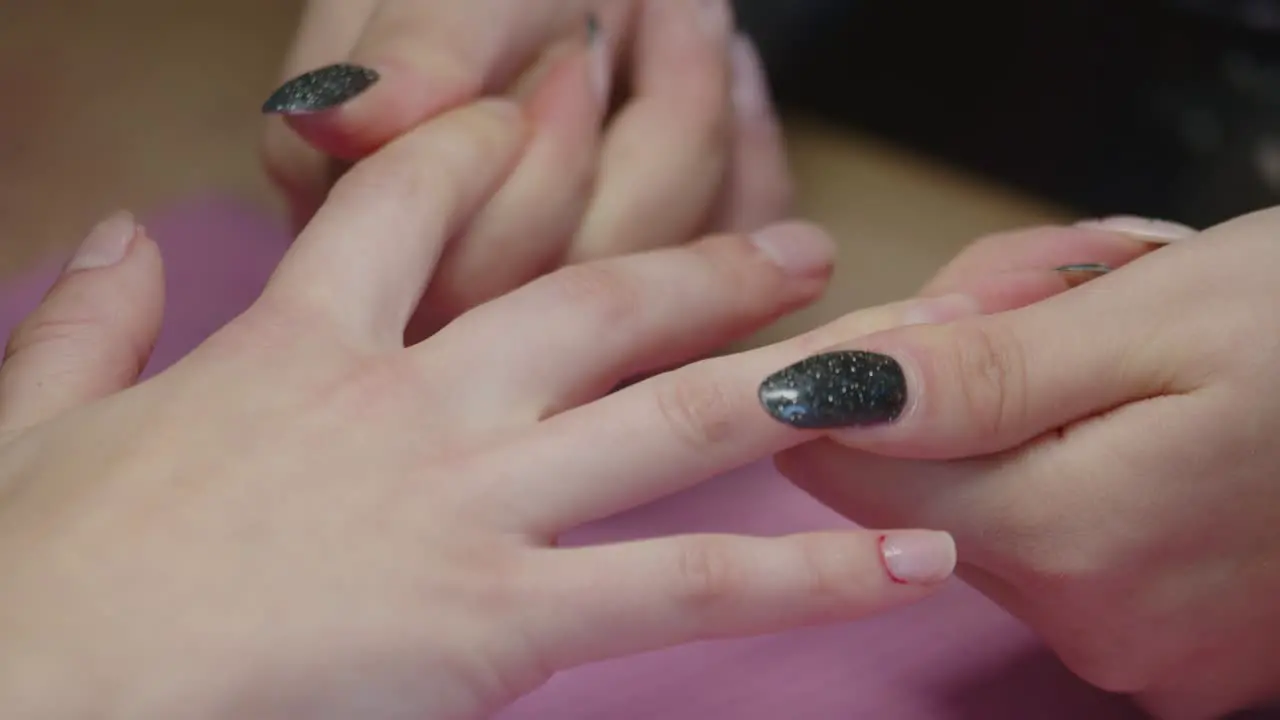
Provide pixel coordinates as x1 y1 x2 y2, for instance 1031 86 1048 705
757 266 1185 459
262 0 593 160
0 212 164 430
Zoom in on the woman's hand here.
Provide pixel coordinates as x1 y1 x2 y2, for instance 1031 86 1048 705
261 0 786 335
3 101 932 720
765 211 1280 718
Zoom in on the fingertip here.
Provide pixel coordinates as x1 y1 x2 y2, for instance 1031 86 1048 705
276 58 481 160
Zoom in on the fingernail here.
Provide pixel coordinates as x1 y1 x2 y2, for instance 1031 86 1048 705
1074 215 1197 244
696 0 732 37
900 293 981 326
586 13 611 106
750 222 837 276
66 211 137 273
880 531 957 586
1055 263 1112 288
759 350 907 429
730 35 771 119
262 63 380 115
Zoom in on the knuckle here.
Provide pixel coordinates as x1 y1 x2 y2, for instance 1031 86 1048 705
672 538 742 613
538 263 642 327
947 321 1029 439
653 364 743 452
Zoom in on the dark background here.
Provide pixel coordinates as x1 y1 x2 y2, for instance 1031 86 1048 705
733 0 1280 227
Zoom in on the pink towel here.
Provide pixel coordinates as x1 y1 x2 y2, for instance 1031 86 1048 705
0 196 1143 719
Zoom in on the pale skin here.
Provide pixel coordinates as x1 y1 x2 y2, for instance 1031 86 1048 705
262 0 787 336
0 92 1172 717
775 209 1280 718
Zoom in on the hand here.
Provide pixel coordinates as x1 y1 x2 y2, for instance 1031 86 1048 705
4 101 925 720
261 0 787 334
764 212 1280 718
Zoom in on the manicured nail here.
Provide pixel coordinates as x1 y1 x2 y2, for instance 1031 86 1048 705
262 63 380 115
759 350 907 429
1074 215 1197 244
696 0 732 37
586 13 611 106
749 222 837 276
1055 263 1112 288
880 531 957 585
730 35 771 119
66 211 137 273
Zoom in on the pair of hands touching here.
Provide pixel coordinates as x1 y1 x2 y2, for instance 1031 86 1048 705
1 2 1277 719
261 0 786 337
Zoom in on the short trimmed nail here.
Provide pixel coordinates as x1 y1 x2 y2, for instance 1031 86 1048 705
750 223 837 276
1075 215 1197 244
697 0 732 36
880 531 957 585
759 350 907 429
1055 263 1112 288
262 63 380 114
586 14 611 106
66 211 137 273
730 35 771 119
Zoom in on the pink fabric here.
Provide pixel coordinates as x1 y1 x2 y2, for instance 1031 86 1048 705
0 196 1145 718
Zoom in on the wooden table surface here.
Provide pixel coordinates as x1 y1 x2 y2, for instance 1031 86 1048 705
0 0 1066 341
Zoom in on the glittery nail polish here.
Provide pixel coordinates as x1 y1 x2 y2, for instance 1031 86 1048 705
758 351 907 429
262 63 380 115
1055 263 1112 288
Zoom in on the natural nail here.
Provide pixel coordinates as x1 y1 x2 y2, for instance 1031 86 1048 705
880 531 957 586
262 63 380 115
730 35 771 119
749 222 836 276
759 350 907 429
1055 263 1112 288
1074 215 1197 244
66 211 137 273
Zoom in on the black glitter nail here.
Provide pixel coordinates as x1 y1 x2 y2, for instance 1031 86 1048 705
1055 263 1111 288
262 63 380 115
758 351 907 429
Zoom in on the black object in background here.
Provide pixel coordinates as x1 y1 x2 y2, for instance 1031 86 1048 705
734 0 1280 228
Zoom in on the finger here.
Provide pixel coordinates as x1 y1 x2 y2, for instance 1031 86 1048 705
756 264 1195 460
432 223 834 424
262 100 527 347
707 34 792 233
494 225 1149 534
0 212 164 429
919 224 1163 299
410 34 610 337
261 0 378 231
568 0 736 262
263 0 595 160
488 290 982 534
532 529 955 669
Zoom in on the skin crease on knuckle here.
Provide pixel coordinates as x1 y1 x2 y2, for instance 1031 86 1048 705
653 361 743 453
672 536 745 619
943 320 1030 444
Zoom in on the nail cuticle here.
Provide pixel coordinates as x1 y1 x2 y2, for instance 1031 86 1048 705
758 350 908 429
262 63 381 115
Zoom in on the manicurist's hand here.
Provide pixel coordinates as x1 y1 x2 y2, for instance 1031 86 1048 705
767 211 1280 718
